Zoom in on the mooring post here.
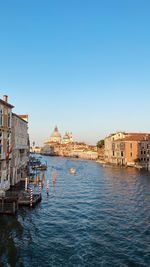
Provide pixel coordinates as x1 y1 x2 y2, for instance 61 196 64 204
30 189 33 207
25 177 28 191
13 201 16 214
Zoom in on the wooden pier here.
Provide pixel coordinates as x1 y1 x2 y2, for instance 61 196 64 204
18 191 42 207
0 172 44 215
0 189 42 215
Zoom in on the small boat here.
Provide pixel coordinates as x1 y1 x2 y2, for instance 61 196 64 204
70 168 76 175
32 164 47 171
37 164 47 171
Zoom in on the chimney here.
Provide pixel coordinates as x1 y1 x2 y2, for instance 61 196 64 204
3 95 8 103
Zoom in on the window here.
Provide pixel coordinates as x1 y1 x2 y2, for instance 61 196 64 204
113 151 115 156
7 140 9 154
141 151 143 155
130 152 132 157
120 143 125 150
8 113 11 127
130 143 132 149
112 143 115 150
0 108 3 126
0 142 2 155
121 151 124 157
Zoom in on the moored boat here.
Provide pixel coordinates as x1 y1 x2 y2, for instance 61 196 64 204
32 164 47 171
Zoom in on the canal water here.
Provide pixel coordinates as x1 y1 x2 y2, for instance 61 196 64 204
0 156 150 267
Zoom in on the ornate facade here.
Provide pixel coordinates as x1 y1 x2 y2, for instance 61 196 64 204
41 127 98 159
11 113 29 186
44 127 73 147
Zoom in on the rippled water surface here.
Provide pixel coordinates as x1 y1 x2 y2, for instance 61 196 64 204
1 156 150 267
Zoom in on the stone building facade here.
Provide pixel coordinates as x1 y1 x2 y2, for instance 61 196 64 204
0 95 14 193
42 126 74 155
104 132 126 164
105 132 150 168
10 113 29 186
0 95 29 193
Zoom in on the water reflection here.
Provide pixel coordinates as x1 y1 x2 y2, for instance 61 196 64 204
0 216 24 267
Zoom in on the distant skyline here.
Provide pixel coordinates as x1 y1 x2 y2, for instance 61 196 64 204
0 1 150 146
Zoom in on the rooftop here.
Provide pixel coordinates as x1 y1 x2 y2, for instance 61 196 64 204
0 98 14 109
116 133 150 142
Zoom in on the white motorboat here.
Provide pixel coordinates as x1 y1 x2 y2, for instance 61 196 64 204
69 168 76 175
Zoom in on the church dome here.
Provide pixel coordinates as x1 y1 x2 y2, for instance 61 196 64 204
48 126 62 144
62 132 73 144
51 126 61 138
63 132 69 139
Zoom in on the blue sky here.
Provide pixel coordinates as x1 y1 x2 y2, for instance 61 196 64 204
0 0 150 145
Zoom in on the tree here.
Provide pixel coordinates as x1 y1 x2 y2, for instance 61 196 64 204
97 139 104 148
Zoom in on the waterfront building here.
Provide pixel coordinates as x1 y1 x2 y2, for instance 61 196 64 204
42 126 61 155
104 132 126 164
105 132 150 168
60 142 98 160
0 95 14 193
140 136 150 169
30 146 41 154
41 128 98 160
42 127 72 155
80 150 98 160
10 113 29 186
41 144 60 156
44 127 73 147
41 144 53 155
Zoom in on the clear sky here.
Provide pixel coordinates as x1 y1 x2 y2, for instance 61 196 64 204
0 0 150 146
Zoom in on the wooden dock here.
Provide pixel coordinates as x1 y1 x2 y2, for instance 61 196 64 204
0 176 44 215
18 192 42 207
0 189 42 215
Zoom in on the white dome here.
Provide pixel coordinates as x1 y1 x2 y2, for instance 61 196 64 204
51 126 61 138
